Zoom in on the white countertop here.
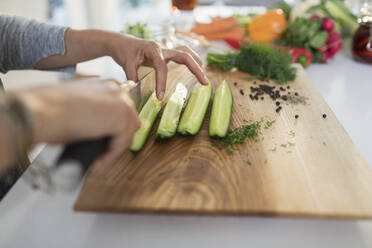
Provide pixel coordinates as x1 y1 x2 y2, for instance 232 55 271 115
1 53 372 248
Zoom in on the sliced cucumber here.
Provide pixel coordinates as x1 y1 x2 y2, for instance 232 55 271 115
177 83 212 135
156 83 188 139
209 80 233 138
130 92 162 152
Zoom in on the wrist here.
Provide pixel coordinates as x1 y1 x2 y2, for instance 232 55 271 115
104 32 136 58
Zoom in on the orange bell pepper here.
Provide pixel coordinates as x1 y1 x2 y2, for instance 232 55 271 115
248 10 287 43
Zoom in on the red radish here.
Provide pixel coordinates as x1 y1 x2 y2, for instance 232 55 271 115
322 18 335 32
327 31 341 45
328 42 342 55
323 51 332 60
310 14 320 20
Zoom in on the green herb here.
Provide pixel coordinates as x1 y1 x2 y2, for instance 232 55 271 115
280 144 287 148
288 142 296 146
264 120 275 129
246 160 252 166
269 2 292 20
269 147 277 152
277 18 322 48
207 44 297 84
276 18 329 63
211 121 261 154
322 141 327 146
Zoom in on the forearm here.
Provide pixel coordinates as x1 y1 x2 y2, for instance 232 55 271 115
0 14 67 73
35 29 119 70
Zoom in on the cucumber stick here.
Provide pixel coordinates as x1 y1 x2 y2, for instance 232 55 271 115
209 80 233 137
130 92 162 152
178 83 212 135
156 83 188 139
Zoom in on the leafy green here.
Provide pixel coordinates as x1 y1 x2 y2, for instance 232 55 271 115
207 44 297 84
304 0 357 37
309 31 328 48
269 2 292 20
277 18 323 48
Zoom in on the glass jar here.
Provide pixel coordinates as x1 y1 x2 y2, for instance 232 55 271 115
352 0 372 63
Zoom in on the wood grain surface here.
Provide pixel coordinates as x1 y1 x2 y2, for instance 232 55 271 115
74 64 372 219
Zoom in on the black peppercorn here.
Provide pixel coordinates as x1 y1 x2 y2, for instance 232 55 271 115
234 82 237 86
295 114 299 119
295 92 298 96
240 89 244 95
322 114 327 118
276 101 280 106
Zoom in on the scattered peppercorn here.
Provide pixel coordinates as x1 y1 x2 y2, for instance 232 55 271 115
240 89 244 95
276 101 280 106
275 106 282 113
282 95 288 101
295 92 298 96
323 114 327 118
295 114 299 119
287 86 290 89
261 97 264 100
234 82 237 86
279 86 285 91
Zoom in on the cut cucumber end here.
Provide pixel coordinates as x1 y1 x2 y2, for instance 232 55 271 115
130 92 163 152
156 83 188 140
209 80 233 138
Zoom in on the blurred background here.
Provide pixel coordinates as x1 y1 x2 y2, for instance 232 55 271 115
0 0 275 89
0 0 361 90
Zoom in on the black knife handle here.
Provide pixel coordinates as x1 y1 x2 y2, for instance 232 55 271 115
56 137 110 175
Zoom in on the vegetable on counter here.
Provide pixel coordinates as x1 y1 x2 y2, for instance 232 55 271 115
156 83 188 139
276 16 342 63
290 0 358 37
276 46 313 68
207 44 297 84
189 16 246 42
178 83 212 135
248 10 287 43
209 80 233 138
191 16 239 35
130 92 163 152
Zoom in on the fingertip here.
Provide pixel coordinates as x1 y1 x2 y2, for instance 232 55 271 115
157 90 164 100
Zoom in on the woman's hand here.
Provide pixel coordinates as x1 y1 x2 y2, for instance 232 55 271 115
35 29 209 99
12 79 140 165
106 35 209 99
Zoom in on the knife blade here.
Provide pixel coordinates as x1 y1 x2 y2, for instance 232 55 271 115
47 69 155 191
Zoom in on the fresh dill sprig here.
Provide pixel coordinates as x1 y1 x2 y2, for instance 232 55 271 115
207 44 297 84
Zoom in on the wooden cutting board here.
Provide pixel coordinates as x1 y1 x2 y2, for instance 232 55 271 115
74 64 372 219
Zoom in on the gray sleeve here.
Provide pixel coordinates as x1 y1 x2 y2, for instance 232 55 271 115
0 14 74 73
